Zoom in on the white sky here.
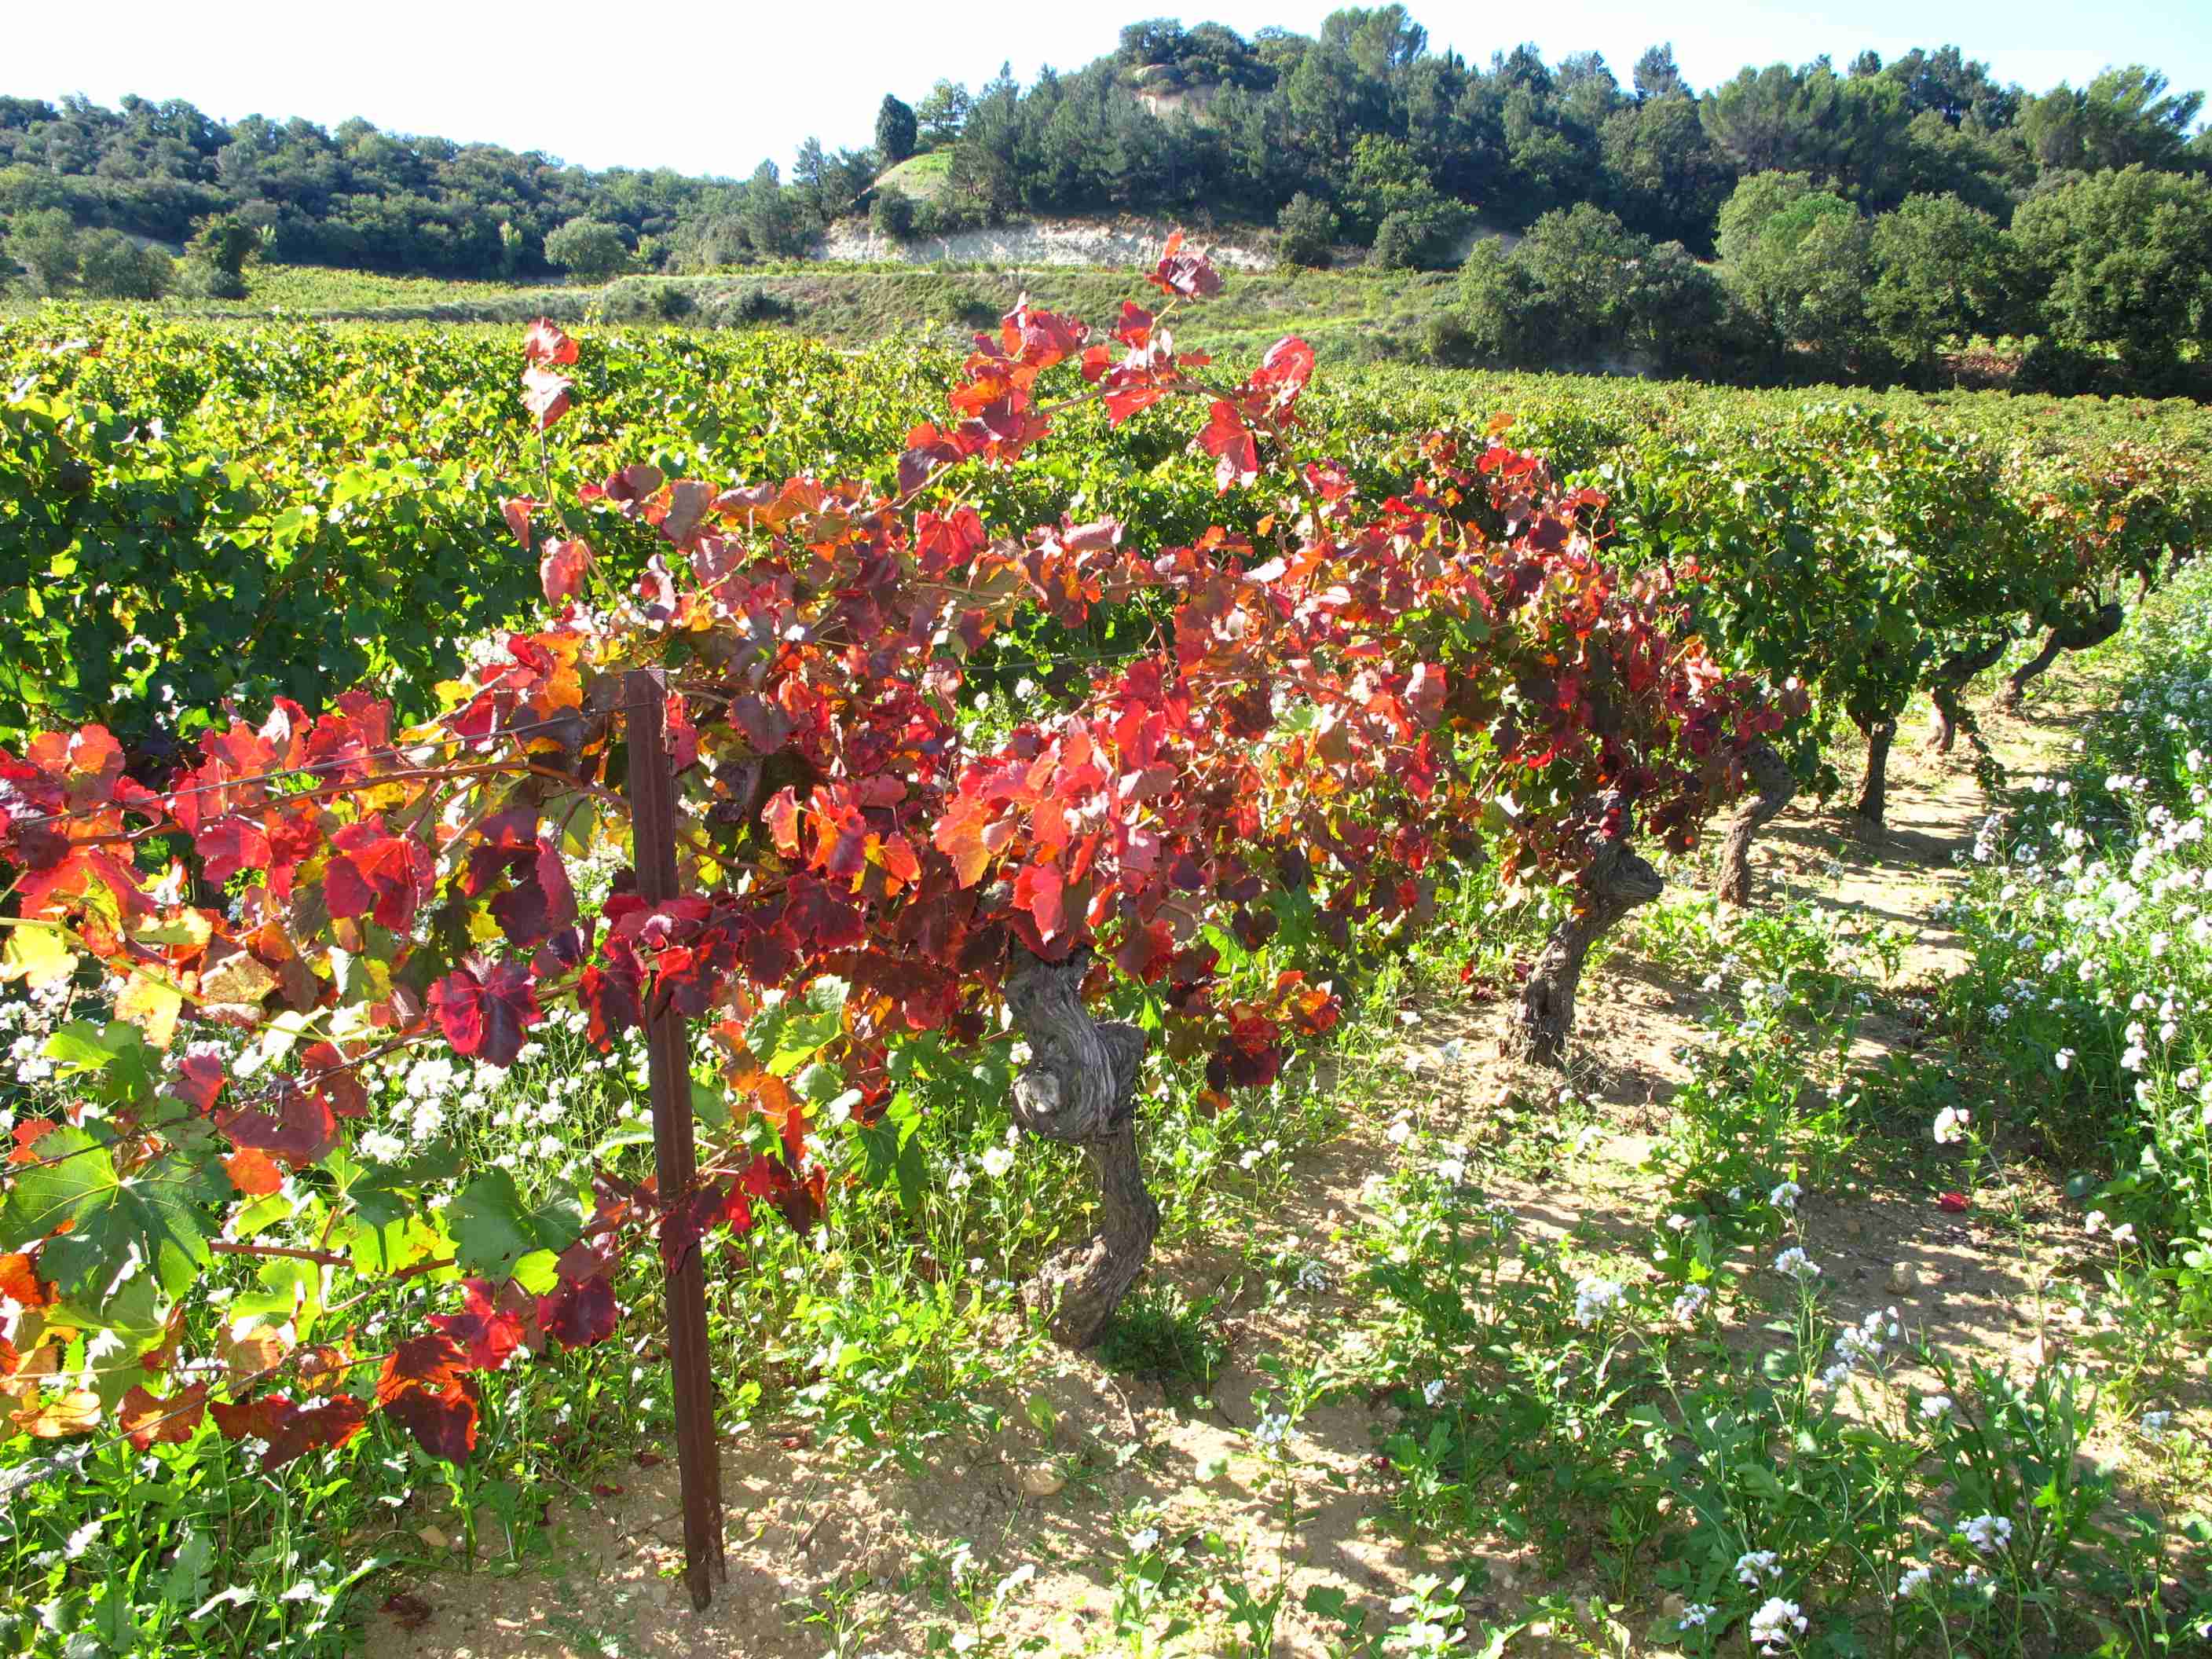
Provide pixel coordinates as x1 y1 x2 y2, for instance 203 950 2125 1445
12 0 2208 178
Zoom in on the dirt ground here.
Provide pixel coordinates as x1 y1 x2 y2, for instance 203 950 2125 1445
359 690 2160 1658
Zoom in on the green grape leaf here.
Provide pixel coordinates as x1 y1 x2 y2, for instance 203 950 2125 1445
4 1130 211 1302
745 975 850 1076
450 1169 582 1280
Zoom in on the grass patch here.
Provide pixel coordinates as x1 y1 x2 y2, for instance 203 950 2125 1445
1095 1283 1232 1405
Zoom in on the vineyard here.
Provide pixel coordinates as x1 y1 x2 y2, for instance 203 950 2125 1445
2 245 2212 1657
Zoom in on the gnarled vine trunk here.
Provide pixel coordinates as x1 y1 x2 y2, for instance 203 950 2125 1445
2000 603 2124 711
1006 947 1155 1347
1925 635 2011 753
1715 738 1796 908
1853 719 1897 827
1508 799 1665 1069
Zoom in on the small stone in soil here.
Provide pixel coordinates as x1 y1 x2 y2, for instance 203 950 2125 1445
1020 1463 1065 1497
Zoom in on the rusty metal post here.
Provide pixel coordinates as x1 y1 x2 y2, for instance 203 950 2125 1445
624 667 724 1611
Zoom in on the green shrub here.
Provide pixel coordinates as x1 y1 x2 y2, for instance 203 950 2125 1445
172 258 248 302
712 286 795 327
3 207 81 295
1454 240 1538 361
943 292 1001 331
1276 192 1338 268
911 192 986 240
76 230 172 301
544 217 632 282
870 186 917 242
1421 311 1478 367
875 94 918 165
187 214 258 279
595 278 700 323
2015 338 2104 394
1371 210 1436 271
1453 207 1728 375
2010 166 2212 382
1716 174 1888 376
1866 192 2023 365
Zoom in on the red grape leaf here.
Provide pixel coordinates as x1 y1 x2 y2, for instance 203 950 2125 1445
522 318 578 367
119 1381 206 1450
376 1335 481 1463
1199 403 1258 492
540 537 595 604
430 1279 527 1372
520 367 573 434
223 1148 284 1196
1012 861 1065 942
0 1251 54 1309
430 958 542 1068
214 1082 339 1169
262 1393 368 1468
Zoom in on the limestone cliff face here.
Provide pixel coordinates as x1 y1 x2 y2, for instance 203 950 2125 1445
810 217 1279 271
1133 84 1221 123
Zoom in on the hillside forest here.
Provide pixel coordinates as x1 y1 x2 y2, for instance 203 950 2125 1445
2 9 2210 386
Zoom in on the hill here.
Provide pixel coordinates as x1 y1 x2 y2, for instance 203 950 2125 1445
5 20 2206 284
4 14 2210 389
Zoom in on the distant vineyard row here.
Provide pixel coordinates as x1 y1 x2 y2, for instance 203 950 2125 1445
4 305 2208 756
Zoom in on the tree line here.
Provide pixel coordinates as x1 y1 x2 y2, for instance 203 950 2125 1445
2 10 2208 383
1440 165 2212 390
886 14 2203 247
0 92 719 279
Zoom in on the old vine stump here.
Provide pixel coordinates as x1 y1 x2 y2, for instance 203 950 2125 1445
1715 738 1796 908
2001 603 2125 711
1854 719 1898 828
1006 947 1155 1347
1508 800 1665 1068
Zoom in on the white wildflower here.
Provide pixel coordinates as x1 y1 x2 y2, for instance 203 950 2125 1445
1736 1549 1782 1586
1748 1596 1807 1650
1572 1276 1625 1328
1772 1247 1820 1281
1961 1513 2012 1554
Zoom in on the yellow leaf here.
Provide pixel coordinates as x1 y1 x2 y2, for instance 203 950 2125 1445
0 924 77 990
116 972 184 1050
11 1388 101 1437
222 1328 291 1389
198 948 278 1009
0 1332 57 1401
129 910 214 950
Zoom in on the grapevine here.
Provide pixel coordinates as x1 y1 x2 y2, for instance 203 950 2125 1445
0 241 1778 1482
